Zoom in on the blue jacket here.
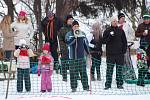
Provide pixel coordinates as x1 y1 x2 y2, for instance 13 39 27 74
65 30 89 59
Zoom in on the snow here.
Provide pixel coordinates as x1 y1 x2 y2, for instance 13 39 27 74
1 95 150 100
0 56 150 100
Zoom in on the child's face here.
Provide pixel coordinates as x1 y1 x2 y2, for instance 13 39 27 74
43 50 48 54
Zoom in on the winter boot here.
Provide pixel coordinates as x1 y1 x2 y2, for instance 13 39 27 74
91 75 96 81
97 74 101 81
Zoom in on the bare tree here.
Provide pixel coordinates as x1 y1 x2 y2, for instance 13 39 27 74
3 0 15 21
33 0 42 26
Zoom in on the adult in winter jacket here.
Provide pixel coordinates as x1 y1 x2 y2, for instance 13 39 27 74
118 13 136 80
89 22 102 81
11 11 33 48
103 16 127 90
40 11 63 71
58 15 74 81
65 20 90 92
0 15 17 60
135 13 150 79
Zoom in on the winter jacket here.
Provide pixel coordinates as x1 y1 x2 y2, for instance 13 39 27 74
118 22 135 42
11 21 33 46
14 48 34 69
40 16 63 43
38 53 54 73
58 24 72 59
102 26 127 55
0 23 17 50
89 35 102 55
65 30 89 59
135 22 150 45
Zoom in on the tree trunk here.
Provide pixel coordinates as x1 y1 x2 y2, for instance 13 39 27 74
56 0 78 21
3 0 15 21
33 0 42 50
141 0 146 16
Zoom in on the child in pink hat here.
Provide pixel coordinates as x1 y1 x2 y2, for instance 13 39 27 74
37 43 54 92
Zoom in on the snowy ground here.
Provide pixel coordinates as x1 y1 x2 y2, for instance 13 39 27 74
1 56 150 100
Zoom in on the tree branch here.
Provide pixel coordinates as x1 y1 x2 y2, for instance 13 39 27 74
0 0 5 8
20 0 34 13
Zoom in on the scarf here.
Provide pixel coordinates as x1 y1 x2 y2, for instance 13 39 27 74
119 24 123 30
41 56 51 64
19 49 28 56
46 19 54 40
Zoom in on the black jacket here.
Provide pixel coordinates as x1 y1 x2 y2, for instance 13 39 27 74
89 36 103 55
40 16 63 43
102 26 127 55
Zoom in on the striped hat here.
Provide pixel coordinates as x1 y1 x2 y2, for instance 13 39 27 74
143 13 150 19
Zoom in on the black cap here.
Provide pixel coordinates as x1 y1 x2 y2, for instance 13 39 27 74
72 20 79 26
66 15 73 21
118 13 125 20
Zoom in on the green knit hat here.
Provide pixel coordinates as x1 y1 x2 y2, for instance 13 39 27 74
143 13 150 20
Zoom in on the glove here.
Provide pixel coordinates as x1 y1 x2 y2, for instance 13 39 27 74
38 70 40 76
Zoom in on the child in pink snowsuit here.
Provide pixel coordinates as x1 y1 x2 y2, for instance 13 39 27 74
38 43 54 92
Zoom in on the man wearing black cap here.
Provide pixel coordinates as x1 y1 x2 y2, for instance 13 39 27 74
58 15 74 81
65 20 90 92
118 13 136 80
39 11 63 72
135 13 150 80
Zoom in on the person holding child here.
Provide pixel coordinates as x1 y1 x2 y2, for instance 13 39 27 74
38 43 54 93
135 13 150 80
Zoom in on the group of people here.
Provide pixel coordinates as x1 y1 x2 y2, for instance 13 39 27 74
40 11 150 92
0 9 150 93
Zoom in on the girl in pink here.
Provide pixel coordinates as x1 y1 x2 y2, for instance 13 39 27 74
38 43 54 92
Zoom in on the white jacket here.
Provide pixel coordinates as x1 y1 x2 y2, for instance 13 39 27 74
11 21 33 46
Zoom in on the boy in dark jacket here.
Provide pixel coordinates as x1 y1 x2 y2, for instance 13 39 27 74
65 20 89 92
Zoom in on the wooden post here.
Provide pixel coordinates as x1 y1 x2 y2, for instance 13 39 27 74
5 52 13 99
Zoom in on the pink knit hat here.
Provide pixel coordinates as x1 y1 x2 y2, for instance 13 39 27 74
42 43 50 51
19 11 27 17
